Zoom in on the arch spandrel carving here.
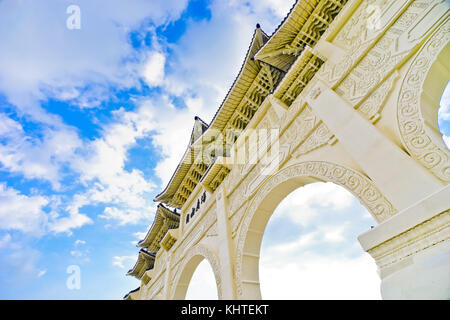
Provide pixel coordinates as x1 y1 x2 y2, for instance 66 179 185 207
170 243 222 300
397 18 450 182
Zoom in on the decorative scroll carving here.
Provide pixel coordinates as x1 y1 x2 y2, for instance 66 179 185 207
397 19 450 181
292 122 335 158
357 71 398 122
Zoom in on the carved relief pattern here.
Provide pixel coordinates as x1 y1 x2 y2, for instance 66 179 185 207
170 244 223 300
234 161 397 296
230 203 249 239
397 19 450 181
227 104 322 217
368 209 450 268
172 203 217 266
292 122 334 158
318 0 384 86
357 71 398 122
335 0 445 106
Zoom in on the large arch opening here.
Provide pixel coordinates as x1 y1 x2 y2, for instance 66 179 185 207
236 162 394 299
259 182 381 299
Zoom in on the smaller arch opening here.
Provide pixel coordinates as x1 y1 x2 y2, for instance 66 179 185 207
185 259 218 300
173 251 219 300
423 43 450 150
438 81 450 149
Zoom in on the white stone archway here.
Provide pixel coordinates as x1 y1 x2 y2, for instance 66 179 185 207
125 0 450 300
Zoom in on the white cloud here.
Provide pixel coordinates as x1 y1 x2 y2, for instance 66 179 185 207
0 1 188 233
0 0 189 113
131 231 148 245
0 235 42 279
0 234 12 249
273 182 355 227
259 252 381 300
258 183 380 299
443 135 450 149
100 206 155 226
75 239 86 246
47 205 93 236
142 52 166 87
0 183 49 234
438 81 450 121
70 238 90 263
320 223 348 243
263 231 318 255
69 106 158 226
70 250 83 258
247 0 296 18
133 231 148 240
37 269 47 278
0 113 82 189
113 255 137 269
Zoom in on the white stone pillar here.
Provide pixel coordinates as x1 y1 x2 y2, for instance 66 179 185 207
215 186 237 299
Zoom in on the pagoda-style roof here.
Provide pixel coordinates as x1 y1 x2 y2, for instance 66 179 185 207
137 203 180 252
208 25 271 133
154 25 284 209
254 0 348 71
127 248 156 280
154 117 210 208
190 116 209 145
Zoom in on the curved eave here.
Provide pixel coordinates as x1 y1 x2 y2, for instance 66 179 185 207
123 287 140 300
127 249 156 279
137 204 180 249
154 27 269 209
154 118 208 208
253 0 303 69
208 25 269 133
255 0 348 71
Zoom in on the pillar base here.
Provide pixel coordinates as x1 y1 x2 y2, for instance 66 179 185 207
359 185 450 300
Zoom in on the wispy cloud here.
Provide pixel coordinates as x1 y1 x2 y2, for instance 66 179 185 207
112 255 137 269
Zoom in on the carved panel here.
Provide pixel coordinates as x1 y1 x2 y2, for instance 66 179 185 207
397 18 450 181
357 71 399 122
336 0 448 106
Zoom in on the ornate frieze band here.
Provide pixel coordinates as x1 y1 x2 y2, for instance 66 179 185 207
368 209 450 269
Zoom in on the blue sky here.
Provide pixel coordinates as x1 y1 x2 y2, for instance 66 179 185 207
0 0 448 300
